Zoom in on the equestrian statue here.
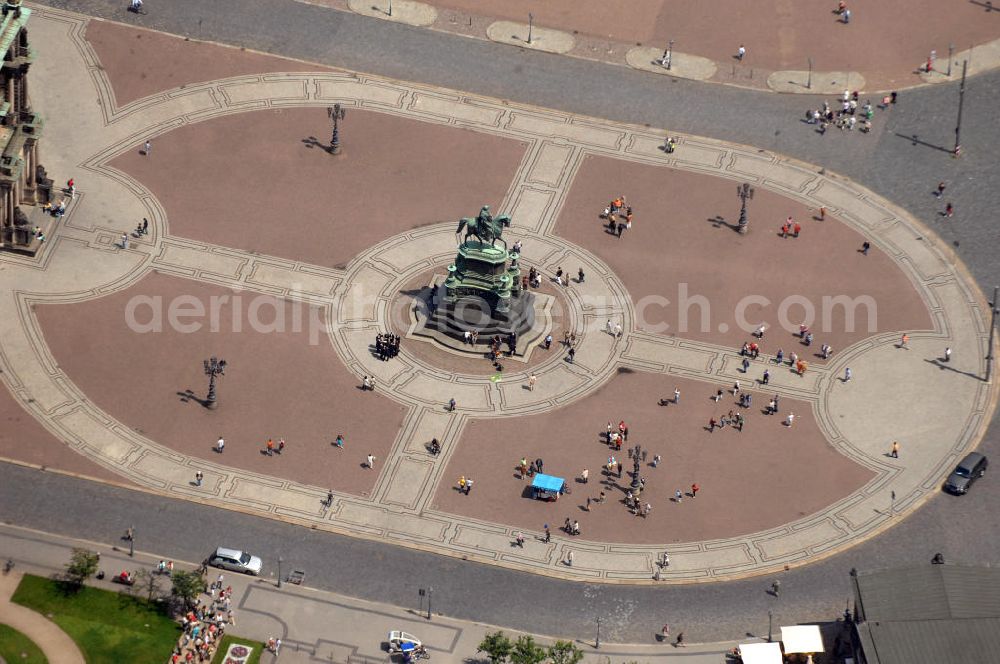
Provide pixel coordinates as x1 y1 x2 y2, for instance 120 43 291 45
456 205 511 249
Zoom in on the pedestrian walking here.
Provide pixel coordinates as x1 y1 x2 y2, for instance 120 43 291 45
366 454 376 469
819 206 826 220
216 436 224 453
266 438 275 456
675 489 683 503
661 623 670 640
581 468 589 483
945 202 954 217
785 412 795 427
674 388 680 404
861 241 870 255
121 233 129 249
334 433 345 449
691 483 699 498
515 531 525 547
944 347 952 362
565 550 573 567
325 489 334 507
675 633 685 647
844 367 853 382
936 181 947 197
900 333 910 349
544 525 551 542
762 369 770 385
143 140 151 155
652 454 661 467
714 388 723 402
195 470 203 486
742 357 750 373
528 373 537 391
567 347 576 363
448 397 457 412
733 380 741 395
771 579 781 596
578 268 585 283
736 44 746 61
891 441 900 458
142 218 149 235
661 551 670 567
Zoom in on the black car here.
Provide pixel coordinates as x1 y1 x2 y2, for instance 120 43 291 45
944 452 988 495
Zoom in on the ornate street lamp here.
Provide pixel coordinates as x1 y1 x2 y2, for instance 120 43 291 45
203 356 227 410
328 104 347 155
736 182 754 234
630 444 643 491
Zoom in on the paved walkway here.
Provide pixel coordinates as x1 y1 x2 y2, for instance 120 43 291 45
0 6 994 586
0 572 86 664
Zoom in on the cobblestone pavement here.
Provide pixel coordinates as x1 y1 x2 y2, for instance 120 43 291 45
303 0 1000 92
1 7 994 590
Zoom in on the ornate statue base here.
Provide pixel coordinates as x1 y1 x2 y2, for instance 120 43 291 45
407 274 554 363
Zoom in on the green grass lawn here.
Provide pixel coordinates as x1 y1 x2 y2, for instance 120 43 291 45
211 635 264 664
0 623 49 664
11 574 181 664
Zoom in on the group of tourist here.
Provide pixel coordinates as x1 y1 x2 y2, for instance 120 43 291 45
601 195 634 237
170 575 237 663
806 90 883 134
522 266 541 290
374 333 400 360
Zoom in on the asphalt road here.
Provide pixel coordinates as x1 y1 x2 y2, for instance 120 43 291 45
7 0 1000 645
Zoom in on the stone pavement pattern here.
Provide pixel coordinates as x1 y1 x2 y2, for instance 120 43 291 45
0 7 993 584
0 571 86 664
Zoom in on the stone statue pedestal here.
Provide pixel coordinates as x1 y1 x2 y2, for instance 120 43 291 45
408 274 554 363
443 241 516 313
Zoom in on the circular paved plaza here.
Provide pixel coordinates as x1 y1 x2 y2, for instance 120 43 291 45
0 10 994 584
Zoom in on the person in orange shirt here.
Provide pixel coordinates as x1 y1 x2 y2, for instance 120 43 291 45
266 438 274 456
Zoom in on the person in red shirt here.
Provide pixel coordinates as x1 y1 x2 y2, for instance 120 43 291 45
691 483 700 497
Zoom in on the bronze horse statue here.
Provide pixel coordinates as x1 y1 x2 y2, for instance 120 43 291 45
456 205 512 249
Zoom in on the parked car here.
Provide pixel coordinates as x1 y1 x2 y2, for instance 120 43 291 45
944 452 988 495
208 547 263 575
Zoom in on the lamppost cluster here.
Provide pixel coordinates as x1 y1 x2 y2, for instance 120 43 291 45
736 182 755 234
328 104 347 155
203 356 227 410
